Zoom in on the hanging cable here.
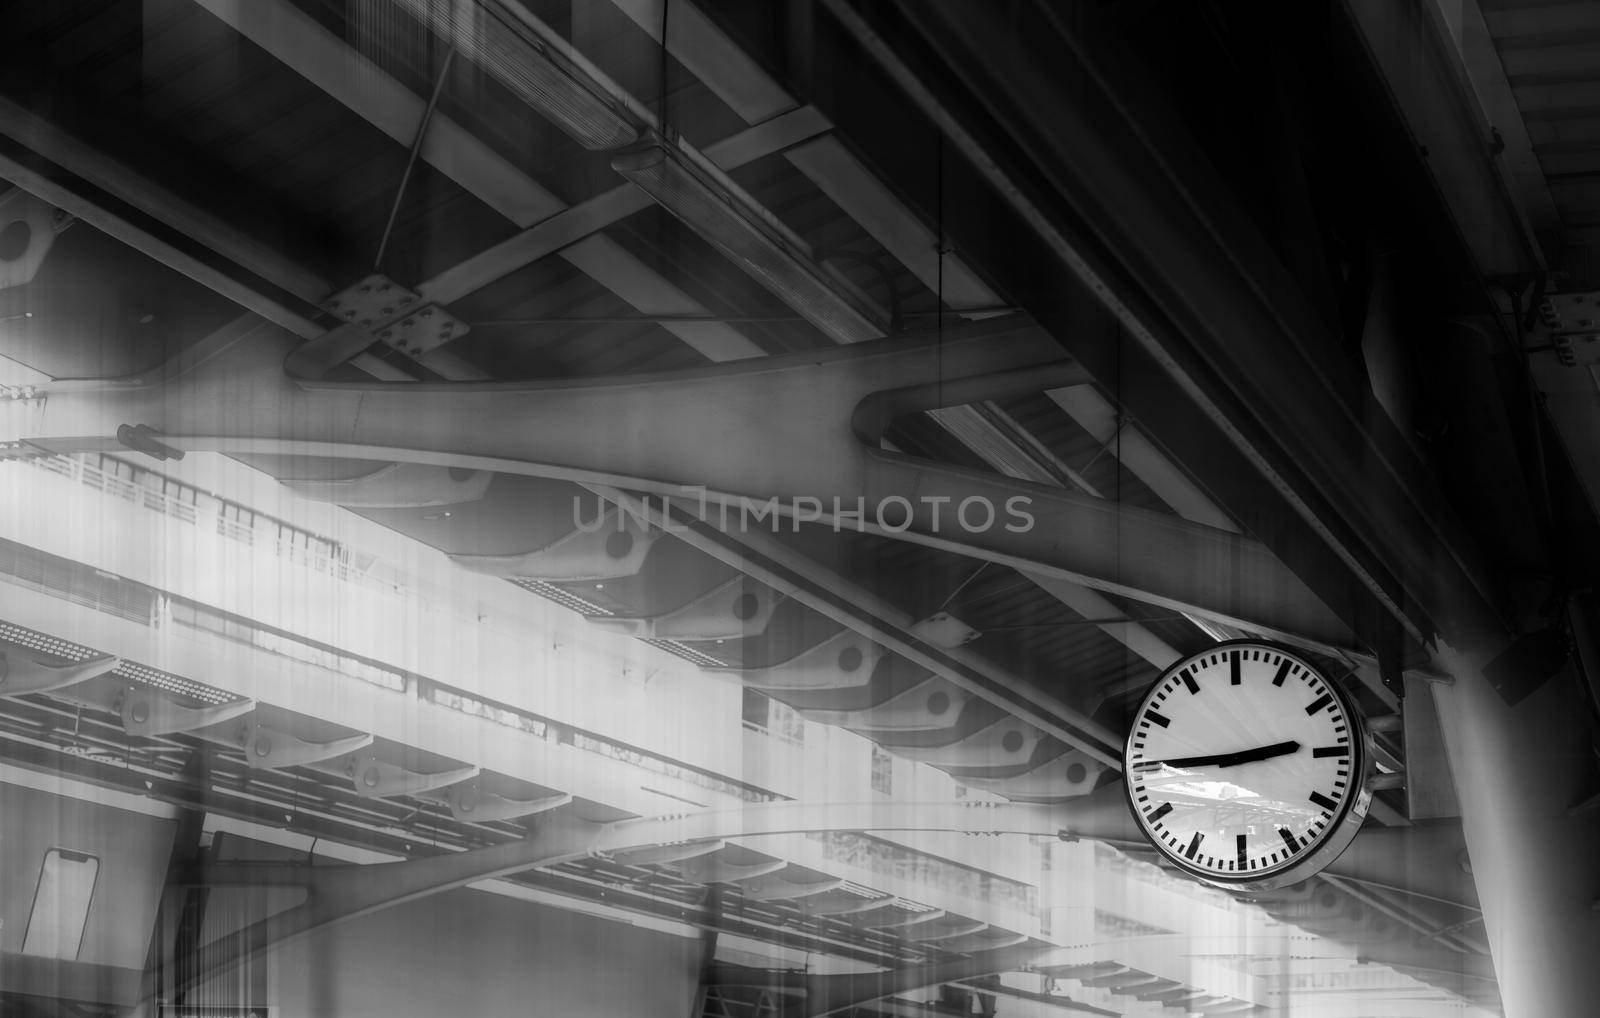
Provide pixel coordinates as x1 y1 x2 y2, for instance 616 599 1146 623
374 46 456 271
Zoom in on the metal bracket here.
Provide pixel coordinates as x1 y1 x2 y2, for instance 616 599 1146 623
320 274 468 358
702 629 883 690
429 784 572 822
451 507 663 580
0 189 61 289
739 874 844 902
799 892 896 916
899 920 989 942
674 853 788 884
956 749 1103 800
118 686 255 736
910 612 981 647
116 423 183 461
1532 291 1600 365
587 577 782 640
0 650 119 696
865 907 946 929
883 719 1043 769
607 840 726 866
344 755 479 799
799 677 970 732
943 930 1030 953
240 723 374 770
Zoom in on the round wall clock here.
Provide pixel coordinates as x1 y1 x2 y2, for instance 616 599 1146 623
1123 640 1373 891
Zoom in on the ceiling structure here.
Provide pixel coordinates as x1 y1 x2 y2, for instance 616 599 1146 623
1 1 1598 1016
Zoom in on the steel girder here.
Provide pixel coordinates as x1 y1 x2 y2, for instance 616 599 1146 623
1 317 1352 652
799 0 1510 665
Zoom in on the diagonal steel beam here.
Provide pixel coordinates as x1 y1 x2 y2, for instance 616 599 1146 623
186 0 1194 685
0 96 330 302
817 0 1507 658
186 0 772 362
3 317 1351 652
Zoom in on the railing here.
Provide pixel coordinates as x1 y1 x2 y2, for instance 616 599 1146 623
28 454 377 585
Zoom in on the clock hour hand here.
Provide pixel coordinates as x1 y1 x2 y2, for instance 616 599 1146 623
1139 740 1300 770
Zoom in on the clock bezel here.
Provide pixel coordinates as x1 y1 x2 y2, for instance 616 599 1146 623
1122 639 1374 892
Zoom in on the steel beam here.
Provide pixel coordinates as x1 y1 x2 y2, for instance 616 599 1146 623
0 149 322 342
0 96 330 302
1342 0 1546 277
3 319 1351 653
810 0 1509 662
607 0 1188 671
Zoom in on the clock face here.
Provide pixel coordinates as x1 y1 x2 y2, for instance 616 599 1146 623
1123 642 1368 886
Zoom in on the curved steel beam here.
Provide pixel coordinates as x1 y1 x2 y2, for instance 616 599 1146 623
2 319 1351 657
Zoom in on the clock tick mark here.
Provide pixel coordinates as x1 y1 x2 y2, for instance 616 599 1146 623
1312 745 1349 758
1146 710 1171 728
1184 832 1202 859
1181 670 1199 695
1147 801 1172 823
1230 651 1241 685
1278 827 1301 853
1271 660 1292 687
1304 693 1333 715
1309 791 1338 811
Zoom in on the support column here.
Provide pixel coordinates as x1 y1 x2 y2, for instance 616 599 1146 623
1430 650 1600 1018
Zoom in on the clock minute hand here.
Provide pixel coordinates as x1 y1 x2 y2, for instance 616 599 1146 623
1145 740 1300 769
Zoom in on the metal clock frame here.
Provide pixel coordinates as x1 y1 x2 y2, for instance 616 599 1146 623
1121 639 1375 893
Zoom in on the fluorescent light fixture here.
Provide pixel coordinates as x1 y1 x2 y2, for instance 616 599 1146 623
392 0 639 151
613 134 887 344
22 848 99 960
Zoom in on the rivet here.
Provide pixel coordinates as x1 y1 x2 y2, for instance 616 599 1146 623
358 284 372 294
403 318 416 327
420 308 433 318
381 307 394 315
399 295 415 305
343 310 357 320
